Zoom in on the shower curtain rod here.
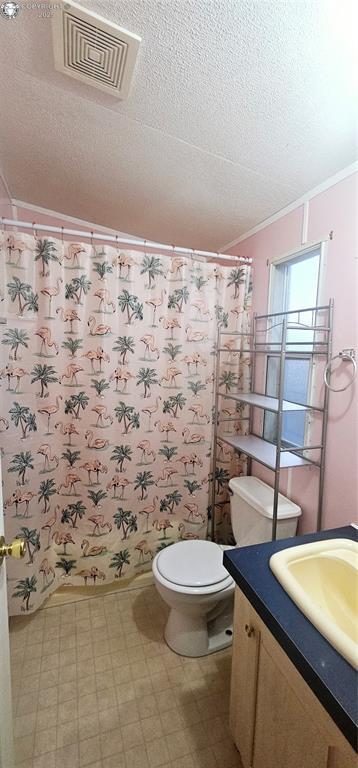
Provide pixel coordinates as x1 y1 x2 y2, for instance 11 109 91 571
1 218 251 264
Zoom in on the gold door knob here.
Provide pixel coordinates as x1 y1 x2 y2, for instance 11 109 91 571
0 535 25 566
244 623 255 638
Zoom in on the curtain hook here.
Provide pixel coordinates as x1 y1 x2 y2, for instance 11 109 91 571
1 216 6 232
32 221 38 239
61 226 64 243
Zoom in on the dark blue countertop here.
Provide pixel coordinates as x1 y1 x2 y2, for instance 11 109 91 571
223 525 358 751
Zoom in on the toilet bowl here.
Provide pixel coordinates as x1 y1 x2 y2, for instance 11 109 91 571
152 540 235 657
153 476 302 657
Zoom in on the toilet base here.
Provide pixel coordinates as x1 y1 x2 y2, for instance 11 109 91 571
164 603 233 657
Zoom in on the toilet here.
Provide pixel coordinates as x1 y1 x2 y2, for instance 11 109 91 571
152 476 301 657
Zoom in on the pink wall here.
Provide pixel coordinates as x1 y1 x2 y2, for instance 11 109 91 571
225 172 358 532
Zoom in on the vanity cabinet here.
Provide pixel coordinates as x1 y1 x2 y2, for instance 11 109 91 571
230 587 356 768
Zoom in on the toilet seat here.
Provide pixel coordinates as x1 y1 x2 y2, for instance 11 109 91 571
154 540 234 595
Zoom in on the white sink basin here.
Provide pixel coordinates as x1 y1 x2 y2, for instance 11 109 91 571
270 538 358 669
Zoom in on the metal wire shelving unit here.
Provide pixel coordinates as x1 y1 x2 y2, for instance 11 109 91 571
210 300 334 542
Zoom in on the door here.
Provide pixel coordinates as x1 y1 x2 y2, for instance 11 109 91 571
252 642 329 768
0 457 16 768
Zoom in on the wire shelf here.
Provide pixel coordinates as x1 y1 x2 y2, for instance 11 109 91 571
210 300 333 542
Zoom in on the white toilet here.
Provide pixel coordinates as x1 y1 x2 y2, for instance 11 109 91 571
152 476 301 657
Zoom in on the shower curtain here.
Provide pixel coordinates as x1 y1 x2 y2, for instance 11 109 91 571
0 229 252 614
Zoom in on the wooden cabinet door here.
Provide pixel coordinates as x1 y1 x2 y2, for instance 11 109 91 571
230 588 261 768
252 642 329 768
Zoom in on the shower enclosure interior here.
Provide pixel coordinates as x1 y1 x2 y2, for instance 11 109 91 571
0 224 252 615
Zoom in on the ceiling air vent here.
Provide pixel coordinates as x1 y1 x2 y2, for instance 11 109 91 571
52 0 141 99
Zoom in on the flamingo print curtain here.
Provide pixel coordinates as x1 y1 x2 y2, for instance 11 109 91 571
0 229 252 614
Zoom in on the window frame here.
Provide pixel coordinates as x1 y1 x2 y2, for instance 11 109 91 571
267 241 325 314
263 240 325 448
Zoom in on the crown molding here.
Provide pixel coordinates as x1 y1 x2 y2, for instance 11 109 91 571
219 161 358 253
0 168 12 202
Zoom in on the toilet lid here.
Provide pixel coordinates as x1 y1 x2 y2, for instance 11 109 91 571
157 540 230 588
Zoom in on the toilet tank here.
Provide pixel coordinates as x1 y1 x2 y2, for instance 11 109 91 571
229 476 301 547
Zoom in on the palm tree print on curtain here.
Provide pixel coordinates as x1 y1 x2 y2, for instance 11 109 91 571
0 229 252 614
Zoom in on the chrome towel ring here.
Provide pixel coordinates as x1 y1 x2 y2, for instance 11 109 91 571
324 349 357 392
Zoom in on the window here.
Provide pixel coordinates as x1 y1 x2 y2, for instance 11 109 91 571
263 245 321 447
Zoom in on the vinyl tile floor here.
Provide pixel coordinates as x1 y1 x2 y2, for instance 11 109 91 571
9 585 243 768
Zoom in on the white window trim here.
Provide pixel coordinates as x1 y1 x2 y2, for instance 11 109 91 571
267 238 326 311
265 240 326 449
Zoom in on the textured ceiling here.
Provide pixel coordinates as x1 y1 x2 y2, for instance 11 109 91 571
0 0 357 250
